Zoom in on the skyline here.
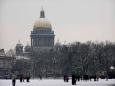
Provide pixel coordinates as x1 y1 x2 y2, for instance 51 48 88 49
0 0 115 51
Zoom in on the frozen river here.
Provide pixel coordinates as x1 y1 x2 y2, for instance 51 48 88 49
0 79 115 86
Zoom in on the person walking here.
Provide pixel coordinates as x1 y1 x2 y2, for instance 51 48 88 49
12 72 16 86
20 74 23 82
72 74 76 85
26 73 30 82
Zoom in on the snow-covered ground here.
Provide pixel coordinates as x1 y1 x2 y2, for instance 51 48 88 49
0 79 115 86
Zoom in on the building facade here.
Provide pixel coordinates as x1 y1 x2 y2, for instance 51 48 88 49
0 49 15 79
31 9 55 48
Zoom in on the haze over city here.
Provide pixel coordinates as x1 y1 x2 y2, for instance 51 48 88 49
0 0 115 51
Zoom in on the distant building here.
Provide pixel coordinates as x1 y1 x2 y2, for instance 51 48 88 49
15 41 23 56
31 8 55 48
0 49 15 79
15 8 55 55
15 42 31 77
24 44 32 57
24 44 31 53
15 41 31 59
14 9 56 78
0 49 5 56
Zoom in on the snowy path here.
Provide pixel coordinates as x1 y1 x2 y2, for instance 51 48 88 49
0 79 115 86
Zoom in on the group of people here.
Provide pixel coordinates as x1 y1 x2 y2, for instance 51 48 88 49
63 75 69 82
63 74 102 85
19 74 30 82
11 72 110 86
12 72 31 86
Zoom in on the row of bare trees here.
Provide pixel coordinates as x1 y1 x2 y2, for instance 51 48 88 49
30 41 115 77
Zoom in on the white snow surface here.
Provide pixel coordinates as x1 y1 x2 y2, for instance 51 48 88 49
0 79 115 86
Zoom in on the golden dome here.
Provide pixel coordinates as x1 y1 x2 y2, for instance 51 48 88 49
34 8 52 29
34 18 52 28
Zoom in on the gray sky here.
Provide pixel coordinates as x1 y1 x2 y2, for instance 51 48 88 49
0 0 115 51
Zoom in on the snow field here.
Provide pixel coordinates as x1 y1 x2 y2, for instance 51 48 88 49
0 79 115 86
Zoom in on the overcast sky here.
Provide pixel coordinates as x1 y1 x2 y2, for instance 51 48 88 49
0 0 115 51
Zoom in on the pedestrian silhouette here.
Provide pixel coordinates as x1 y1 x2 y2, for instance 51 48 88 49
12 72 16 86
20 74 23 82
72 74 76 85
26 73 30 82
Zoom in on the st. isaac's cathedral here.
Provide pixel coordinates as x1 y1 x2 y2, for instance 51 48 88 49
31 8 55 48
15 8 55 56
13 9 56 76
